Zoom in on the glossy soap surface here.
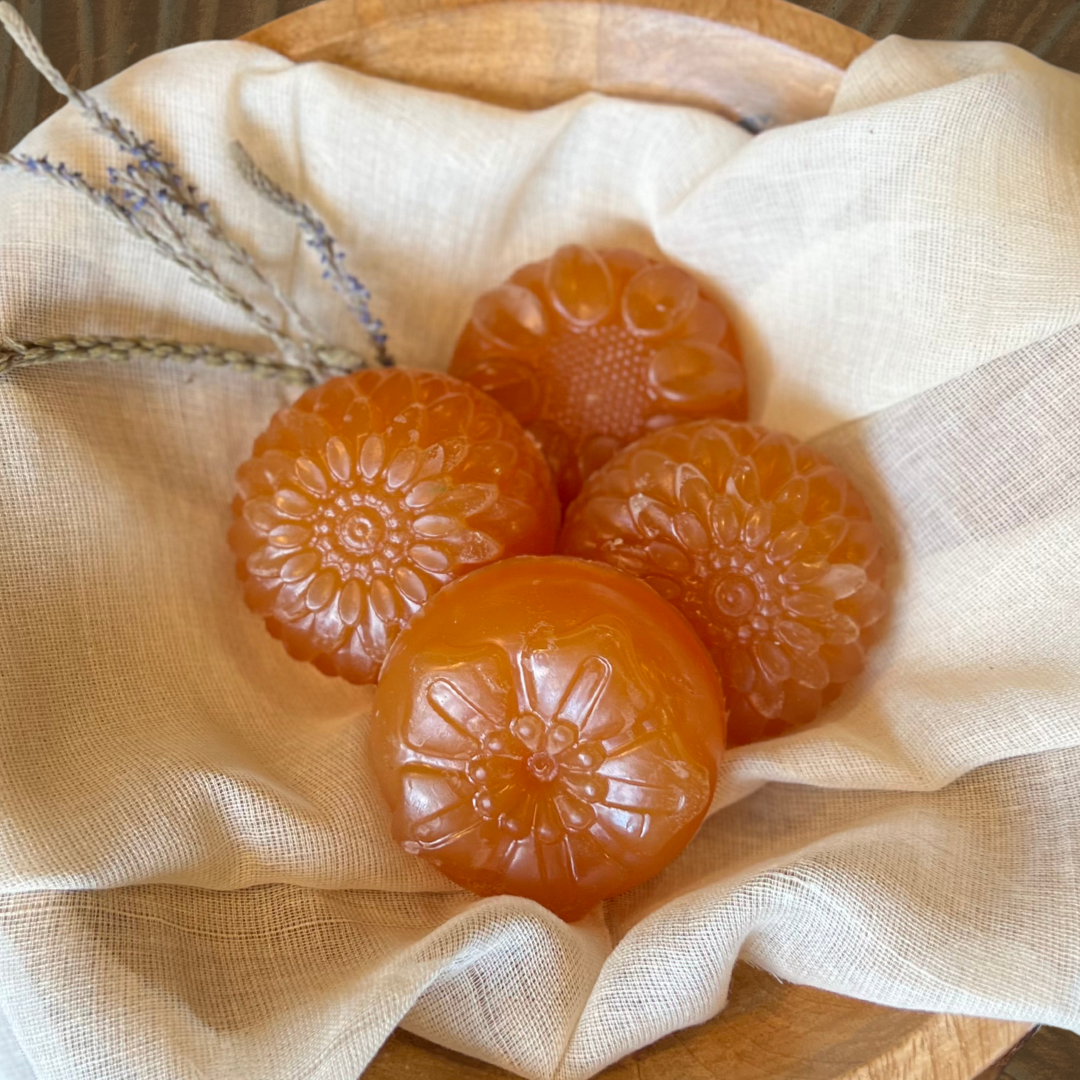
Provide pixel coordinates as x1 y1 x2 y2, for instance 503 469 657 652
371 557 725 921
229 369 560 683
450 245 746 504
560 421 887 746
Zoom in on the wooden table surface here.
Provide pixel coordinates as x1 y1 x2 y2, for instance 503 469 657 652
2 0 1079 150
0 1 1076 1077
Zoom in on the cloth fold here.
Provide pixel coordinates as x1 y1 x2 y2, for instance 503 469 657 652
1 30 1078 1080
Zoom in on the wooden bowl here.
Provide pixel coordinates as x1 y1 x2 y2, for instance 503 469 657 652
245 0 872 131
243 3 1034 1077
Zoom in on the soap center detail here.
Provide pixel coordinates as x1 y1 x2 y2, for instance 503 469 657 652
338 506 386 555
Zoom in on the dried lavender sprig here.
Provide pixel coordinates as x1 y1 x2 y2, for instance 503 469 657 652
0 334 361 384
101 157 324 347
0 0 323 348
1 153 144 231
231 141 392 367
0 150 318 371
0 4 192 214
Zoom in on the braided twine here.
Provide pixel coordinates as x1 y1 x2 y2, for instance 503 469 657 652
0 335 357 386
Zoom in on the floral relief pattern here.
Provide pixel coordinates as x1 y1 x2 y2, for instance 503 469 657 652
229 369 559 682
385 620 714 918
450 244 748 503
560 420 888 745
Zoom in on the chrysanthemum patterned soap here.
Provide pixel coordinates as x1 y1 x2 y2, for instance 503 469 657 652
450 245 746 504
560 420 887 746
229 369 560 683
370 557 726 921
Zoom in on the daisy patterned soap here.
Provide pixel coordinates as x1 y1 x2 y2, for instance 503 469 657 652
450 245 746 505
559 420 887 746
370 556 725 921
229 369 560 683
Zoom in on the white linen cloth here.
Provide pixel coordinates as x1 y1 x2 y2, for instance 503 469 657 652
1 26 1079 1079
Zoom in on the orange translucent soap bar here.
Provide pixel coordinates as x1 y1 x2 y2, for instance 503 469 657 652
560 421 887 746
229 369 559 683
371 556 725 921
450 245 746 504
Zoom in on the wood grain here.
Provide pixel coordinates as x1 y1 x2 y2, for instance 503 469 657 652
0 1 315 150
3 1 1080 151
802 0 1080 75
361 965 1032 1080
999 1025 1080 1080
245 0 872 69
243 0 872 129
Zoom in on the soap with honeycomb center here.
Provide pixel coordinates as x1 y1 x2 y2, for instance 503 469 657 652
450 245 746 504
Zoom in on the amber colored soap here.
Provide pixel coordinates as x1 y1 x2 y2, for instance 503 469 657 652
228 368 560 683
450 245 746 504
559 420 887 746
370 556 726 921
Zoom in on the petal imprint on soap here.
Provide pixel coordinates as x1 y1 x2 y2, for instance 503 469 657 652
371 558 726 921
560 419 888 746
229 369 560 683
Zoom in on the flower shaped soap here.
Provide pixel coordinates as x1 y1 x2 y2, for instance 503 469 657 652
229 369 559 683
371 557 725 920
450 245 746 504
560 421 887 746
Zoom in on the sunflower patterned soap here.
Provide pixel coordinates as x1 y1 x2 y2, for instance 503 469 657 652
560 420 887 745
229 369 560 683
450 245 747 504
371 557 725 920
